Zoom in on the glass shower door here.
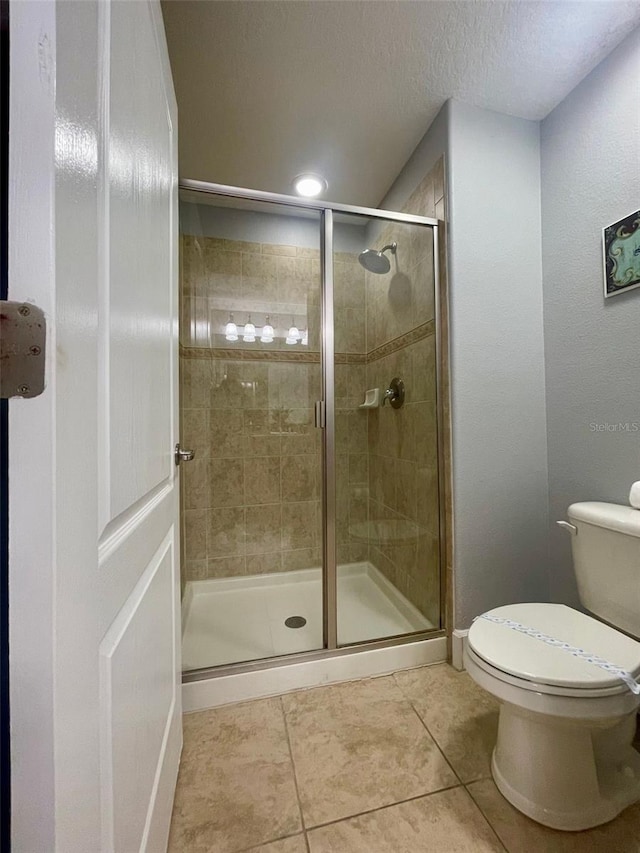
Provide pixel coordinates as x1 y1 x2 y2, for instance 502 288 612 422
178 182 442 675
331 212 441 645
178 190 324 670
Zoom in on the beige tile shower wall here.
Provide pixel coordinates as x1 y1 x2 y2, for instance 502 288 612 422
180 235 322 352
334 258 369 566
181 353 323 581
366 160 444 625
366 335 440 624
336 360 370 566
179 236 368 583
366 160 443 353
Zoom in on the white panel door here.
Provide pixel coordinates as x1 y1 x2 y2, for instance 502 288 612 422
8 1 182 851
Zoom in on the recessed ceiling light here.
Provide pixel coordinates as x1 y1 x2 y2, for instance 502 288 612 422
293 173 327 198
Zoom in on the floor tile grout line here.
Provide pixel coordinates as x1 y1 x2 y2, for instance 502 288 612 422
279 696 309 839
390 670 464 786
303 781 464 833
463 783 510 853
233 830 308 853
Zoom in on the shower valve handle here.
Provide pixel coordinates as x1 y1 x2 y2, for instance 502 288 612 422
382 377 405 409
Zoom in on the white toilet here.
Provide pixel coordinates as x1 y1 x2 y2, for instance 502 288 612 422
464 501 640 831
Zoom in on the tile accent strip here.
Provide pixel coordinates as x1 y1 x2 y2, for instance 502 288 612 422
336 352 367 365
366 320 435 363
180 321 434 365
180 345 321 363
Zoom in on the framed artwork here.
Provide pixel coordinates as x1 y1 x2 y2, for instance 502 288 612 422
602 209 640 298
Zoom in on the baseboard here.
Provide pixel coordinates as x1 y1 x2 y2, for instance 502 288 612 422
451 629 468 671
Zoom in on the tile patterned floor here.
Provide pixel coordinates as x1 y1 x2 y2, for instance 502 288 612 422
168 664 640 853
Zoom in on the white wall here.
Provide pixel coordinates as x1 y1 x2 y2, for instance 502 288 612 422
541 28 640 606
448 101 550 627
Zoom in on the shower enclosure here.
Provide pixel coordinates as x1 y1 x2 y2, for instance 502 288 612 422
178 180 444 679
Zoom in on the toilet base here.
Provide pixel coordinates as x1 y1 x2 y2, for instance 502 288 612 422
492 702 640 831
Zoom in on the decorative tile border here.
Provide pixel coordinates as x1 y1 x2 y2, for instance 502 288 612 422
180 345 368 365
180 321 434 365
366 320 435 363
180 344 321 363
336 352 367 365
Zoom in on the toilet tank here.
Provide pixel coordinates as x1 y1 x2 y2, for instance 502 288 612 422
567 502 640 639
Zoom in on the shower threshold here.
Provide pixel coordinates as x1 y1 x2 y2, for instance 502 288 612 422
181 561 433 671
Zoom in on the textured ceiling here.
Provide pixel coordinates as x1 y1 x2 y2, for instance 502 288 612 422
162 0 640 207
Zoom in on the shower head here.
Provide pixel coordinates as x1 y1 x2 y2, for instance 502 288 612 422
358 242 397 274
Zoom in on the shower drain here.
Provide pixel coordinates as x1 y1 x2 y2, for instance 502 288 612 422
285 616 307 629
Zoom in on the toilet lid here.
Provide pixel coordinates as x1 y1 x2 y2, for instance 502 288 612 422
468 603 640 690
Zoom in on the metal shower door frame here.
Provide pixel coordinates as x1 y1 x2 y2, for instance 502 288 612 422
320 209 338 650
179 179 443 676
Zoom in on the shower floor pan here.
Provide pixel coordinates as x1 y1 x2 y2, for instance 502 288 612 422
181 561 433 671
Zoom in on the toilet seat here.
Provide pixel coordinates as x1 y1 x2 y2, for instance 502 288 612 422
468 602 640 694
466 646 631 699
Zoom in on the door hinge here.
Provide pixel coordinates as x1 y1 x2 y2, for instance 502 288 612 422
0 301 46 398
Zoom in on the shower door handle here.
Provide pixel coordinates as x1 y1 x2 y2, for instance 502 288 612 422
314 400 326 429
175 443 195 466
